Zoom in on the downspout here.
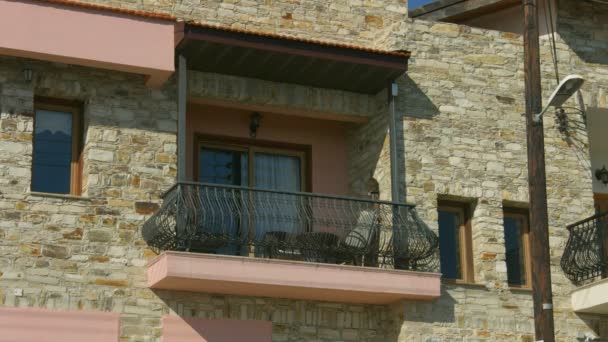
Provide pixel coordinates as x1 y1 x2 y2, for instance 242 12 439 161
176 53 188 250
388 82 400 203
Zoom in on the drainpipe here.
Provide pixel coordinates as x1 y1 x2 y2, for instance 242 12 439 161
177 54 187 183
176 54 188 250
388 82 409 269
388 82 400 203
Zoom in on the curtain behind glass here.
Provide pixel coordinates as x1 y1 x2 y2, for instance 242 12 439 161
254 153 302 239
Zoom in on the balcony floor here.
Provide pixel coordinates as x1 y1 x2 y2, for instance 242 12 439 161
148 252 441 304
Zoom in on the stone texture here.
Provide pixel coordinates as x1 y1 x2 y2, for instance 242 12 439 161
0 0 607 341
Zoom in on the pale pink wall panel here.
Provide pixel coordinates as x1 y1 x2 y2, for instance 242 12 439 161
186 104 350 196
0 0 174 87
0 307 120 342
162 316 272 342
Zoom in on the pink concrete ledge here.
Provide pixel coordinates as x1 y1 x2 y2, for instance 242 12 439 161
0 306 120 342
0 0 174 88
148 252 441 304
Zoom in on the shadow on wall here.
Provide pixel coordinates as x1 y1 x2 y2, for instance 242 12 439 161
399 75 440 120
557 0 608 66
152 289 403 342
577 313 608 341
346 75 438 199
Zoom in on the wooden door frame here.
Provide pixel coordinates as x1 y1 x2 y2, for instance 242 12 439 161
194 133 312 192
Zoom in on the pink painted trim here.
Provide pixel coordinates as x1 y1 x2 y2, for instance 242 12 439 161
0 0 174 88
0 306 120 342
148 252 441 304
162 316 272 342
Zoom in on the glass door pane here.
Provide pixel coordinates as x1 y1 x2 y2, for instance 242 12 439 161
253 153 303 250
198 147 249 255
199 147 248 186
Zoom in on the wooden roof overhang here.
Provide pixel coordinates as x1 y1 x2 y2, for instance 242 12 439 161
176 23 410 94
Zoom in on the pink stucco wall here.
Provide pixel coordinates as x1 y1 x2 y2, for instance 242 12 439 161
186 103 350 196
162 316 272 342
0 0 174 87
0 306 120 342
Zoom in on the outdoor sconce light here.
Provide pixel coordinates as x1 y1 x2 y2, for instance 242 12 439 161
595 165 608 185
250 112 262 138
23 68 33 82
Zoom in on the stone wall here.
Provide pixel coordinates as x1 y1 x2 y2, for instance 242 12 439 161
51 0 407 46
2 0 608 341
378 16 607 341
0 56 400 342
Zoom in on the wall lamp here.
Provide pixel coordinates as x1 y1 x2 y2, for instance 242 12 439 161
23 68 33 82
250 112 262 138
595 166 608 185
533 75 585 122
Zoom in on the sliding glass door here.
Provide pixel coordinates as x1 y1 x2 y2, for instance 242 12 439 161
197 141 305 255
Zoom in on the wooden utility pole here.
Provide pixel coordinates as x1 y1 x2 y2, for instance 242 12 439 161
523 0 556 341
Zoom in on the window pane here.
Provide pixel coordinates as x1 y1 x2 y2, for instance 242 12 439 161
199 148 248 186
438 210 462 279
253 153 301 192
504 216 526 285
32 110 73 194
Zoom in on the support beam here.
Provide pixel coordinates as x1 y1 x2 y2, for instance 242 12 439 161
523 0 555 340
177 54 188 182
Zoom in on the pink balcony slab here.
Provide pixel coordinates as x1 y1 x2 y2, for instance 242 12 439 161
148 252 441 304
0 0 174 88
0 306 120 342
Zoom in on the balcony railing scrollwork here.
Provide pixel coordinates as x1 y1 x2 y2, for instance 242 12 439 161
142 182 439 271
561 211 608 283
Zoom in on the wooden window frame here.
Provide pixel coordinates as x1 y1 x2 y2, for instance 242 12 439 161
437 201 474 283
503 208 532 289
194 134 312 192
32 97 83 196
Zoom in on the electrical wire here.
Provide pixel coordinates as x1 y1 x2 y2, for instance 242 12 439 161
543 0 560 84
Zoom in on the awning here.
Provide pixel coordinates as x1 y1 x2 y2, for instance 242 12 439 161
175 23 409 94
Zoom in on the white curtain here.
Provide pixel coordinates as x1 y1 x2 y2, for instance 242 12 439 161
254 153 301 237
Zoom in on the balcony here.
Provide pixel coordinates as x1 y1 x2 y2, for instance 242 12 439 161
143 182 441 304
561 212 608 314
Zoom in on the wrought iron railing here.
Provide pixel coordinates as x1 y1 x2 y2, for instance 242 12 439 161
561 211 608 283
142 182 439 271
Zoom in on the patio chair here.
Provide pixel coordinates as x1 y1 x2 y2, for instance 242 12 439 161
337 209 379 266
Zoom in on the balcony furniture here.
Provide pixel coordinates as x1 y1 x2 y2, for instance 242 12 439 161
296 232 339 263
561 211 608 283
142 182 439 271
336 210 379 266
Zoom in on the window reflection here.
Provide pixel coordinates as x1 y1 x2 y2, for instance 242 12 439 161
32 110 73 194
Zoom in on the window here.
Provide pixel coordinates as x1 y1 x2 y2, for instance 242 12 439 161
437 201 474 282
503 208 531 287
31 98 82 195
195 137 307 192
194 136 309 255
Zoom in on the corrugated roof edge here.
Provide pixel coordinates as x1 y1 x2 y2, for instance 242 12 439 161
186 21 411 58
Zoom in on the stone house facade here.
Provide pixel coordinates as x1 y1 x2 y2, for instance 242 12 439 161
0 0 607 341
